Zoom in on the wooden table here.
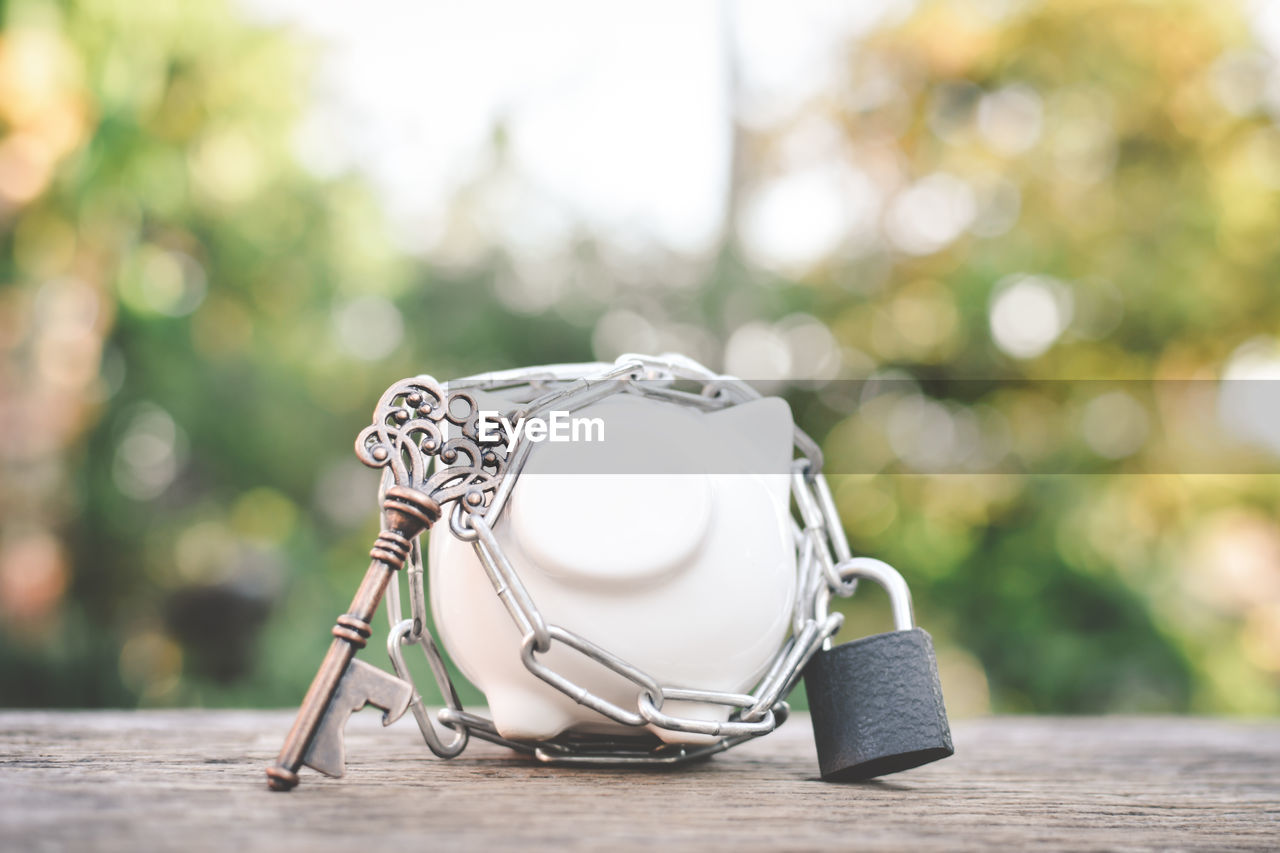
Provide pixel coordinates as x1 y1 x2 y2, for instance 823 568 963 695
1 711 1276 851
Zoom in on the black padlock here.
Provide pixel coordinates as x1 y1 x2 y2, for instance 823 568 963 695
804 558 953 782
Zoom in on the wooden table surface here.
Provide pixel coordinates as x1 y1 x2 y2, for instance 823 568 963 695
1 710 1277 851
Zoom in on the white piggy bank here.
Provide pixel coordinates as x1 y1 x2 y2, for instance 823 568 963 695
429 389 796 744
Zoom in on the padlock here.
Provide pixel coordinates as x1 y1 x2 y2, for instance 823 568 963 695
803 558 953 782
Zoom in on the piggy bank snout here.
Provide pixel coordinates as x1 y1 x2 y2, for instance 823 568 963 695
512 472 712 587
508 396 726 587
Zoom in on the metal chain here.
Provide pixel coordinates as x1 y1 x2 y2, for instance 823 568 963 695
384 354 872 765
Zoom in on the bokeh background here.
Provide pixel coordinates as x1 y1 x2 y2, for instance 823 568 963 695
2 0 1280 717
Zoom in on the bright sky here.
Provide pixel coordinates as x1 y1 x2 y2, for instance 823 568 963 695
239 0 904 257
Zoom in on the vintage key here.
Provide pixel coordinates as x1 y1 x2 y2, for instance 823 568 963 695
266 377 507 791
803 558 953 782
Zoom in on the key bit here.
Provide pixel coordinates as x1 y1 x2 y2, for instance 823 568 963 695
302 659 414 778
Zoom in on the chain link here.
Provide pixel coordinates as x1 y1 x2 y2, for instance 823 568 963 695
521 625 663 727
380 354 889 765
386 618 469 757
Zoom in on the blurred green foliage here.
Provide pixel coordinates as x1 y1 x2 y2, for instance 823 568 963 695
1 0 1277 716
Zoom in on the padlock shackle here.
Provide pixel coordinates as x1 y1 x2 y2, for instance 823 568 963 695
836 558 915 631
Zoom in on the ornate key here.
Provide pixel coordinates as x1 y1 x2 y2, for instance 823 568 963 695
266 376 506 791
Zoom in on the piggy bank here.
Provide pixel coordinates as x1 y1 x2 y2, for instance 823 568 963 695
429 388 797 744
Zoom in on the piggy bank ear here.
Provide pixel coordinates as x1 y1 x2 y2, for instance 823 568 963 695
701 396 794 477
701 396 796 515
508 395 713 588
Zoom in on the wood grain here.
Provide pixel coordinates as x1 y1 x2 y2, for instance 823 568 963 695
0 710 1277 851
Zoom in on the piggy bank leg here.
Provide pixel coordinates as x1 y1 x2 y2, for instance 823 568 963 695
487 685 582 742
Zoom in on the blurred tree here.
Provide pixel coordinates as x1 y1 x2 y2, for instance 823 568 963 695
0 0 599 708
723 0 1280 712
0 0 410 704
